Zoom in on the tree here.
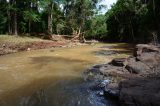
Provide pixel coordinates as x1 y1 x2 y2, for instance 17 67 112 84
105 0 151 42
85 15 107 40
0 0 7 34
0 0 107 42
63 0 101 42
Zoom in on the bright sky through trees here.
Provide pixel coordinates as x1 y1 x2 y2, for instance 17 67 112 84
100 0 117 14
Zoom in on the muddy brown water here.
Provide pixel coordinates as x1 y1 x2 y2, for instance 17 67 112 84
0 43 132 106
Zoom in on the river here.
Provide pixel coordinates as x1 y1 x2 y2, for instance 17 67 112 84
0 43 132 106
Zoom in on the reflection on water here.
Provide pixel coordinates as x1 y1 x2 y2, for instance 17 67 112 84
0 43 132 106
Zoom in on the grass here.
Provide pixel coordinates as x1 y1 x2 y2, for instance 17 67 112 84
0 35 45 43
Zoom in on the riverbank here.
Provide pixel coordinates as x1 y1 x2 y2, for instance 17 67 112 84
85 44 160 106
0 35 86 56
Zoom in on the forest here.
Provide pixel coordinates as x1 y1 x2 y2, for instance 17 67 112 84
0 0 159 43
0 0 160 106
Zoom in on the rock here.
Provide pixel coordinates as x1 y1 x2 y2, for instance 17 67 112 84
110 58 126 67
98 79 110 88
97 91 104 96
99 64 128 78
124 57 136 64
2 44 6 48
119 78 160 106
104 89 119 100
125 61 150 74
86 44 160 106
104 82 119 100
136 52 160 67
134 44 160 57
92 80 110 90
124 57 151 74
27 48 31 51
93 64 102 69
85 65 102 76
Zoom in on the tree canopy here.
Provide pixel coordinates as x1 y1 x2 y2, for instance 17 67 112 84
0 0 160 43
0 0 104 39
105 0 160 43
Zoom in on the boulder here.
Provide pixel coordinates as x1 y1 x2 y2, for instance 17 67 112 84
125 61 150 74
134 44 160 57
99 65 126 77
136 52 160 67
104 83 119 100
90 79 110 91
110 58 126 67
123 57 151 74
104 89 119 100
119 78 160 106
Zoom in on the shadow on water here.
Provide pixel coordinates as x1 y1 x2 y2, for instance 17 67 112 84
0 76 118 106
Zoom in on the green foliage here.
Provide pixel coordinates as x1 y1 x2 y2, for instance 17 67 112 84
105 0 160 43
0 0 107 39
23 10 40 22
63 0 100 34
85 15 107 40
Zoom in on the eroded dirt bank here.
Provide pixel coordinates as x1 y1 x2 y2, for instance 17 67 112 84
0 39 88 56
85 44 160 106
0 41 67 55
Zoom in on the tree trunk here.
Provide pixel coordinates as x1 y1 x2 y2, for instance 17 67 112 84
29 20 31 33
7 8 11 35
130 18 135 42
10 0 18 35
7 0 12 35
13 10 18 35
47 3 53 35
153 0 155 16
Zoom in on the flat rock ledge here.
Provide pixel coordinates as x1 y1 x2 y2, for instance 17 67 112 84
85 44 160 106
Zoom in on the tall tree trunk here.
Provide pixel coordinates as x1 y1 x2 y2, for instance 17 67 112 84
153 0 155 16
11 0 17 35
47 3 53 35
13 10 18 35
130 18 135 42
29 20 31 33
7 0 12 34
7 8 11 34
